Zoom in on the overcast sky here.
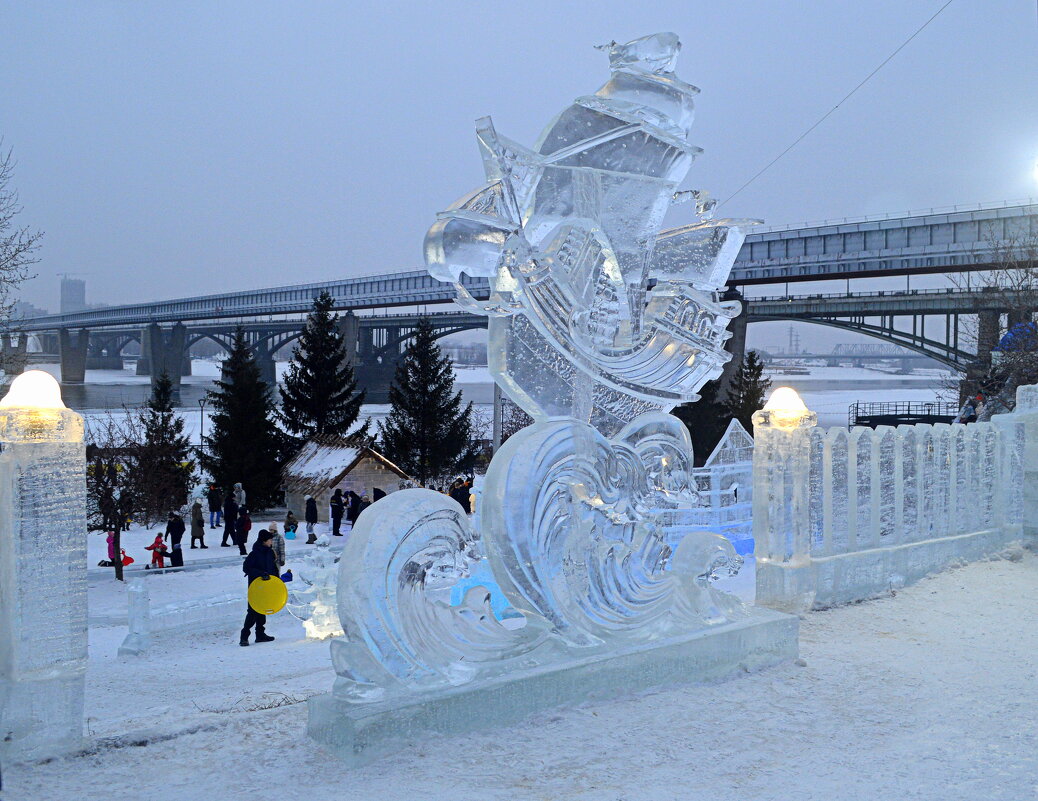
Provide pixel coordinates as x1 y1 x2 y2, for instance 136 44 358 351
3 0 1037 316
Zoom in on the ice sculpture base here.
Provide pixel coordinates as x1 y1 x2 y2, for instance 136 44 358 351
0 671 85 763
756 525 1027 613
308 607 798 767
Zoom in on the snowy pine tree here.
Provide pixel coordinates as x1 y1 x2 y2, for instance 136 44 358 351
378 319 479 486
720 350 772 435
672 380 730 467
279 291 367 450
199 328 284 509
135 372 194 524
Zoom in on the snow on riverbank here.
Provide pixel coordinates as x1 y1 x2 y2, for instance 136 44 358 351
9 550 1036 801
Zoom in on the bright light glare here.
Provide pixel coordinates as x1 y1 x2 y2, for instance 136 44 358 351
0 370 67 410
763 386 807 414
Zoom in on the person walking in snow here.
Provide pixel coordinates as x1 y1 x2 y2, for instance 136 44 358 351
164 510 186 548
222 490 238 547
164 510 187 568
190 498 207 548
304 495 318 543
234 507 252 556
329 489 346 537
240 530 278 647
207 484 222 528
233 482 247 509
269 523 286 570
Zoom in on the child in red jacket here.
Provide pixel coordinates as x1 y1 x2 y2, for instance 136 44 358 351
145 534 168 569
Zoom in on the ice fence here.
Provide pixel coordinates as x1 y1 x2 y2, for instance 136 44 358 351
753 388 1032 612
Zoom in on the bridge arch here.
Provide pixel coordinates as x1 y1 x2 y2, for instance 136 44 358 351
748 315 972 371
370 320 488 362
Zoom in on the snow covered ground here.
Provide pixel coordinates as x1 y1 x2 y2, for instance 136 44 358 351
8 549 1035 800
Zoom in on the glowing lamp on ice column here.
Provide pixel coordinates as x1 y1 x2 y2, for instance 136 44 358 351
0 370 88 762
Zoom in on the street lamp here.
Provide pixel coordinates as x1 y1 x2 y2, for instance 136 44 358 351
197 396 207 451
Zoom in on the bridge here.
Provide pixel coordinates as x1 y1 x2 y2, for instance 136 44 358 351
9 200 1036 393
749 286 1034 370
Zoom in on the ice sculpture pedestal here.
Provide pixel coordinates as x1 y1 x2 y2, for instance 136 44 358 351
308 607 797 767
757 528 1021 613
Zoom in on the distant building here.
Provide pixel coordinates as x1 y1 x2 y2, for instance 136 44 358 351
11 300 49 319
281 437 410 521
60 277 86 314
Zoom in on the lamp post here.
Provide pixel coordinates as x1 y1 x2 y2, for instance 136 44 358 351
198 396 207 451
0 370 87 762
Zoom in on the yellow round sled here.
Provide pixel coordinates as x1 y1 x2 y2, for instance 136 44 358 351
248 576 288 615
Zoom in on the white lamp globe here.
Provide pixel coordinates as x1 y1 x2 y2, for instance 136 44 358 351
0 370 67 410
763 386 807 414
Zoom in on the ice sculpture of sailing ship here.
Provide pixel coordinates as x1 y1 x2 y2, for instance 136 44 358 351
320 33 767 707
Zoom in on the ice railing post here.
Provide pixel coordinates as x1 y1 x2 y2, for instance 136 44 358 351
0 371 87 763
118 579 152 657
752 388 817 564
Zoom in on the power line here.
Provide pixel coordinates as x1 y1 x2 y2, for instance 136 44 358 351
719 0 957 209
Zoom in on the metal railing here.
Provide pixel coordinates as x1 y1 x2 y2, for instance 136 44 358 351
752 198 1038 234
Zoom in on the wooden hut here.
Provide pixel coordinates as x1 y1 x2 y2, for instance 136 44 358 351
281 438 410 521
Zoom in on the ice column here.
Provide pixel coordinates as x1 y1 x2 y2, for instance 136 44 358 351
0 371 87 762
118 579 152 657
752 387 817 566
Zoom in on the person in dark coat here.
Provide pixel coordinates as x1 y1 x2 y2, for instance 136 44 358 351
240 530 278 646
234 507 252 556
164 511 186 568
449 477 473 514
304 495 318 543
329 489 346 537
207 484 222 528
190 498 207 548
345 490 362 526
222 491 238 547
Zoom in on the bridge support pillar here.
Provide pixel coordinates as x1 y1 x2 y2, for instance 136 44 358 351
137 325 190 377
716 291 748 403
337 312 360 367
137 323 188 393
58 328 89 384
977 311 1001 369
0 334 28 375
1007 309 1031 330
354 364 398 405
253 345 277 389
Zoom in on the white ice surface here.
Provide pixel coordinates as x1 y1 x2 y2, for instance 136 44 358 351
8 550 1034 800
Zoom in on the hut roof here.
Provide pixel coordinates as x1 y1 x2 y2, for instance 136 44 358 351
281 437 408 494
703 418 754 467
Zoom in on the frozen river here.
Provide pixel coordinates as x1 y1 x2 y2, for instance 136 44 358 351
36 360 954 432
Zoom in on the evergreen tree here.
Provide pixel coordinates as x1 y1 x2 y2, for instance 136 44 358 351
198 328 284 509
672 380 730 467
135 372 194 524
279 291 367 449
378 319 479 486
720 350 772 434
